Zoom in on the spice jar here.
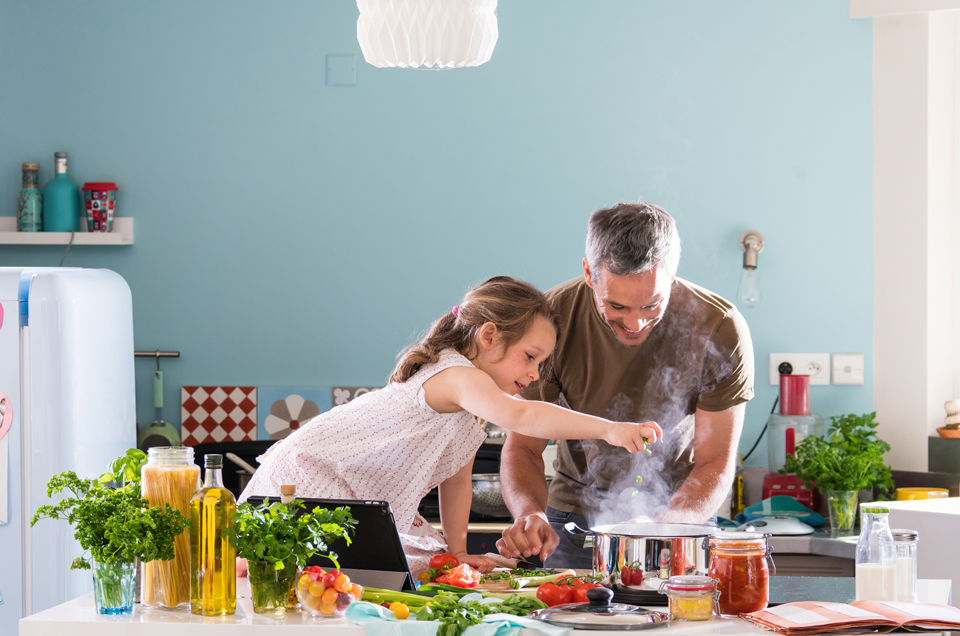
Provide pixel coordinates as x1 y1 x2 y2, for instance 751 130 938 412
892 529 919 603
708 532 774 615
659 575 719 621
141 446 200 608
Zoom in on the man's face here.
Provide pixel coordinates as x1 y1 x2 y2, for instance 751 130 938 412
583 259 674 347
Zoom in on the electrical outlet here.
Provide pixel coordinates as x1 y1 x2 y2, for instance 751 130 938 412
768 353 831 385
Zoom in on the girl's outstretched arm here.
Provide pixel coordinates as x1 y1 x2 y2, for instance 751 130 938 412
423 366 663 451
437 460 496 573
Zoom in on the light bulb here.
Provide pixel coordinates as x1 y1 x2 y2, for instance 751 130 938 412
738 267 762 308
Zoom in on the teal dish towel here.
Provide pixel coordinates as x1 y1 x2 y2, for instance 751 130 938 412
346 602 570 636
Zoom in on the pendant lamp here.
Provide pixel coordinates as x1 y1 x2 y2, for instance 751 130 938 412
357 0 498 69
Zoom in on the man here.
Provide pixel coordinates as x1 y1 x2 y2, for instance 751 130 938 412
498 202 754 568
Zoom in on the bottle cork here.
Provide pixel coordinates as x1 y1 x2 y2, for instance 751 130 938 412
280 484 296 505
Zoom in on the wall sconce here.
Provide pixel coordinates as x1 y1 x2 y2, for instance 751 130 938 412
738 230 765 308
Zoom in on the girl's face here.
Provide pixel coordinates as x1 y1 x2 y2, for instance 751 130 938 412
475 315 557 395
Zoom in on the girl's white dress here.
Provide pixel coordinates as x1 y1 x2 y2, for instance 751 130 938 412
240 348 488 574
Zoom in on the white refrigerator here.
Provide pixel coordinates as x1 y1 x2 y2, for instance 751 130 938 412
0 268 136 634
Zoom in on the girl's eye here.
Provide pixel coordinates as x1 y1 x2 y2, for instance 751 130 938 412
526 354 535 361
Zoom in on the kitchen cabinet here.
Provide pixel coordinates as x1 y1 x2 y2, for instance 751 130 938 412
0 217 133 245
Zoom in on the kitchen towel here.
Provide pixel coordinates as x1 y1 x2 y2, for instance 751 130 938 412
346 601 569 636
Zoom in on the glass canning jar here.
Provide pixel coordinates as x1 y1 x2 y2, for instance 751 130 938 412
659 575 719 621
892 529 919 603
708 532 774 615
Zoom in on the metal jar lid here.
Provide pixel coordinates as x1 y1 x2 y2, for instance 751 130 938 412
892 529 919 542
530 587 669 630
708 530 770 550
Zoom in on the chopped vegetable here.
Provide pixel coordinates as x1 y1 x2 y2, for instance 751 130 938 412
508 569 577 590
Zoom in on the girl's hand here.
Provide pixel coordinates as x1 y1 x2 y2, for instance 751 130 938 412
454 552 498 573
236 557 248 578
605 421 662 453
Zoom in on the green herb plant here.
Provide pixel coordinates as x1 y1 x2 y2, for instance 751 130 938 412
231 498 357 610
31 452 190 610
781 412 894 529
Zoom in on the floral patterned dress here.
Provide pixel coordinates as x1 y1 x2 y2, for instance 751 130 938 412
240 348 488 574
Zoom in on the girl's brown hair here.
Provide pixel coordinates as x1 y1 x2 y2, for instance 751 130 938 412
390 276 559 384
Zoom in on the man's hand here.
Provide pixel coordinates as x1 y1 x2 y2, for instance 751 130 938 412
453 552 498 573
605 420 663 453
497 512 560 561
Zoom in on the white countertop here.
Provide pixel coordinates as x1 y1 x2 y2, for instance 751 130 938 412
19 578 952 636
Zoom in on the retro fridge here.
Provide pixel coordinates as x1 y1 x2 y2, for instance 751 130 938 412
0 268 136 634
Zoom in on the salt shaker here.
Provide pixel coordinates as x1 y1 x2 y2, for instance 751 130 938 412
892 529 919 602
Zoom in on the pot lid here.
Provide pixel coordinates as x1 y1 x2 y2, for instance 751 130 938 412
531 587 669 630
588 522 717 538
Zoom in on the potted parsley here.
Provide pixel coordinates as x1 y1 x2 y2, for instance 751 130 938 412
31 450 190 615
232 498 356 614
781 412 894 531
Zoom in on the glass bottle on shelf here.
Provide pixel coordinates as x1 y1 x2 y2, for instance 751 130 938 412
855 507 897 601
42 151 79 232
17 162 42 232
190 453 237 616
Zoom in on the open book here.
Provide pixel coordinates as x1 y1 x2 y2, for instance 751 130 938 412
742 601 960 634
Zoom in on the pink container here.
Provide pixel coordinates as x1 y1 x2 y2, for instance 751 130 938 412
81 182 118 232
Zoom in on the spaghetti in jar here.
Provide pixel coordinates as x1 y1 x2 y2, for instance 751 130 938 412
707 532 773 615
141 446 200 608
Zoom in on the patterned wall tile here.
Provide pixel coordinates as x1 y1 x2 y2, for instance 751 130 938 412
332 386 382 407
257 386 332 441
181 386 257 446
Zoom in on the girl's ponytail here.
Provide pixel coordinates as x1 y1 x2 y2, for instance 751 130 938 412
390 276 558 384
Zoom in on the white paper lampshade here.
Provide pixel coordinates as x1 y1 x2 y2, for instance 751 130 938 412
357 0 498 69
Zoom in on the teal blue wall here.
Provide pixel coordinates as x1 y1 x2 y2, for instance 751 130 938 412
0 1 873 468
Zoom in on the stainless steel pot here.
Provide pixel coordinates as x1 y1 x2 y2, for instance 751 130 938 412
564 522 717 593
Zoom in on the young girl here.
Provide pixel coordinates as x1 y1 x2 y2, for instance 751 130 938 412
239 276 661 575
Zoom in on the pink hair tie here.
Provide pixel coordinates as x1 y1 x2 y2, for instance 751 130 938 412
452 305 460 316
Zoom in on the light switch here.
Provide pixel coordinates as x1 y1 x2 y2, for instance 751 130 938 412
832 353 864 385
326 54 357 87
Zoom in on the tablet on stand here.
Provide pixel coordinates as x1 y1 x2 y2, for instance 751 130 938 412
243 496 417 591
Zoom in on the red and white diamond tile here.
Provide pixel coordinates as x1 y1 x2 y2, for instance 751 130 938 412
181 386 257 446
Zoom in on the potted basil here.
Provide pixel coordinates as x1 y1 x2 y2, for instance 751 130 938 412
781 412 895 531
31 449 190 615
232 498 356 615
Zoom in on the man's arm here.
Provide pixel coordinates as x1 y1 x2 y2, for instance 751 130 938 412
497 431 558 560
658 403 745 523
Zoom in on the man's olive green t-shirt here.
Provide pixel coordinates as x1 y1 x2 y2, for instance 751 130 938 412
522 277 754 520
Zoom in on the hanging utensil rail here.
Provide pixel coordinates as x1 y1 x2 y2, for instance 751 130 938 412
135 350 180 371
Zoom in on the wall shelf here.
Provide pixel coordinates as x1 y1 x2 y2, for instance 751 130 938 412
0 217 133 245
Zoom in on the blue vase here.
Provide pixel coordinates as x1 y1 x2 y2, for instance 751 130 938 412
92 562 136 615
42 151 80 232
16 162 42 232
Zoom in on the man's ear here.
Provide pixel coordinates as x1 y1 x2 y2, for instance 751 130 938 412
477 321 498 351
583 258 595 288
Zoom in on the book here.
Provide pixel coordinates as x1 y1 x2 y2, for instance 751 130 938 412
742 601 960 634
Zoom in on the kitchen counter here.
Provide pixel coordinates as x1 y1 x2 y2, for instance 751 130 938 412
19 578 952 636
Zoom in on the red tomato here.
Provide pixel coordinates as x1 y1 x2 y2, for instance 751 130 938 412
620 566 633 586
537 582 573 607
428 553 460 570
435 572 452 585
572 583 604 603
321 573 336 588
631 566 645 586
440 564 482 588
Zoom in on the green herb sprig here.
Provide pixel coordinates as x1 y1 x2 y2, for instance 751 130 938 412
30 468 189 570
231 498 356 571
781 412 894 497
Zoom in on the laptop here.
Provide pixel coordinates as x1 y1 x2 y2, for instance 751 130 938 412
243 496 417 591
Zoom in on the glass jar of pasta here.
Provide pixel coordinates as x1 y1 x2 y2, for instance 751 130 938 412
141 446 200 608
707 532 774 615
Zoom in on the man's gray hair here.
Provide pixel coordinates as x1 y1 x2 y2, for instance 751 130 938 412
585 202 681 278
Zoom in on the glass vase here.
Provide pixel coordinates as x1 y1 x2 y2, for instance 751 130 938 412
248 560 298 615
827 490 859 532
93 562 136 615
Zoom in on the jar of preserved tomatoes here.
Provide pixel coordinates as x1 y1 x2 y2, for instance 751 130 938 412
707 532 774 615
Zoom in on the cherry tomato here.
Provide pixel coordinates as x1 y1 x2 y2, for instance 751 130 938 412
334 574 351 593
428 553 460 570
381 602 393 608
536 582 573 607
572 583 604 603
322 573 336 588
391 602 410 620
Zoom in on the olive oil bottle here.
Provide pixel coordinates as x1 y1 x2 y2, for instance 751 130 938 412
190 454 236 615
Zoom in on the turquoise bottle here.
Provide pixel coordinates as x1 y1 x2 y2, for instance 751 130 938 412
42 151 80 232
17 162 42 232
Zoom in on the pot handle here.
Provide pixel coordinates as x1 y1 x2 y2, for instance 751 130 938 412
563 521 595 548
